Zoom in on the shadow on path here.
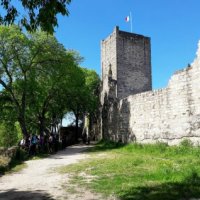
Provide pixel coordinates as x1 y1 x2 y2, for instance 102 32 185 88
85 140 126 153
47 143 96 158
0 189 55 200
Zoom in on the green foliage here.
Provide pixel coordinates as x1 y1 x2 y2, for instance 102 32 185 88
15 148 28 161
67 67 100 115
0 25 86 137
87 139 125 152
0 0 72 34
65 66 100 140
59 142 200 200
0 25 99 142
82 68 100 113
15 122 23 141
0 25 39 136
180 139 193 148
0 123 18 147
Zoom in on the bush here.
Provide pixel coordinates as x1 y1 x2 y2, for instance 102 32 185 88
0 123 19 147
15 148 28 160
180 139 193 148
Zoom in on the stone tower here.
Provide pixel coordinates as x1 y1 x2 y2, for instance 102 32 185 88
101 26 152 104
98 26 200 145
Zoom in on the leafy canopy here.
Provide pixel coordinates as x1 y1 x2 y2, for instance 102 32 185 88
0 0 72 34
0 25 81 136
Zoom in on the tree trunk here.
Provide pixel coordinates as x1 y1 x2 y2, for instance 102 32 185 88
18 116 28 138
75 113 79 142
39 115 45 136
38 99 49 136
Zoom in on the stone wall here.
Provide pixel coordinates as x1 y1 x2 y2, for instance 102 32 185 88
103 41 200 145
101 28 117 105
117 30 152 99
101 27 152 105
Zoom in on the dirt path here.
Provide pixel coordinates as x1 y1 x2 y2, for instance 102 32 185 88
0 144 105 200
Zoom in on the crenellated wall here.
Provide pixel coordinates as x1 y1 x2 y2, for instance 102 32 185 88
103 41 200 145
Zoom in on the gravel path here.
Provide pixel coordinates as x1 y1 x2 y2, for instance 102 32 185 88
0 144 104 200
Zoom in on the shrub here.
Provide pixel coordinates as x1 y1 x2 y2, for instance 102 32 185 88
0 123 19 147
180 139 193 148
15 148 28 161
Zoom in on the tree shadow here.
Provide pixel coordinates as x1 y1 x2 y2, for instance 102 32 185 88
86 140 126 153
0 189 55 200
118 172 200 200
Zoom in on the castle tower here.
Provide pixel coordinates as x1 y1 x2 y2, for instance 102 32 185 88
101 26 152 103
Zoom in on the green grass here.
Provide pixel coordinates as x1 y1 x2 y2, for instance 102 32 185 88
30 152 50 160
7 160 27 174
58 140 200 200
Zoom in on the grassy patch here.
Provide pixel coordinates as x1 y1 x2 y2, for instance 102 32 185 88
58 141 200 200
7 160 27 174
30 153 50 160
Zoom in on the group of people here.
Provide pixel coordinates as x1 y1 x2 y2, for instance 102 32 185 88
19 133 59 156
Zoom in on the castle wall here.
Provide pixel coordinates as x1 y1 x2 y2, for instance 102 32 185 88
117 30 152 99
104 42 200 145
101 27 152 105
101 28 117 104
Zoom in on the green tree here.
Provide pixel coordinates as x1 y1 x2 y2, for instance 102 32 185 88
0 123 18 147
0 25 99 143
0 25 76 137
0 25 31 137
0 0 72 34
0 91 22 147
82 68 100 114
26 48 80 136
66 67 100 141
46 62 85 135
0 91 17 123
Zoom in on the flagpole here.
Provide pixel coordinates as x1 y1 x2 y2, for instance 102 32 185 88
130 11 133 33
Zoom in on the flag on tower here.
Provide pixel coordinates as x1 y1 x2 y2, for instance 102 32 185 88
125 12 133 32
125 16 130 22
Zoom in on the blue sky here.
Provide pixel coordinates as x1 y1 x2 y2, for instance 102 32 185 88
55 0 200 89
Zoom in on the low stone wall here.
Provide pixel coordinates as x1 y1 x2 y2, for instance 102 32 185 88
0 146 18 158
103 41 200 145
